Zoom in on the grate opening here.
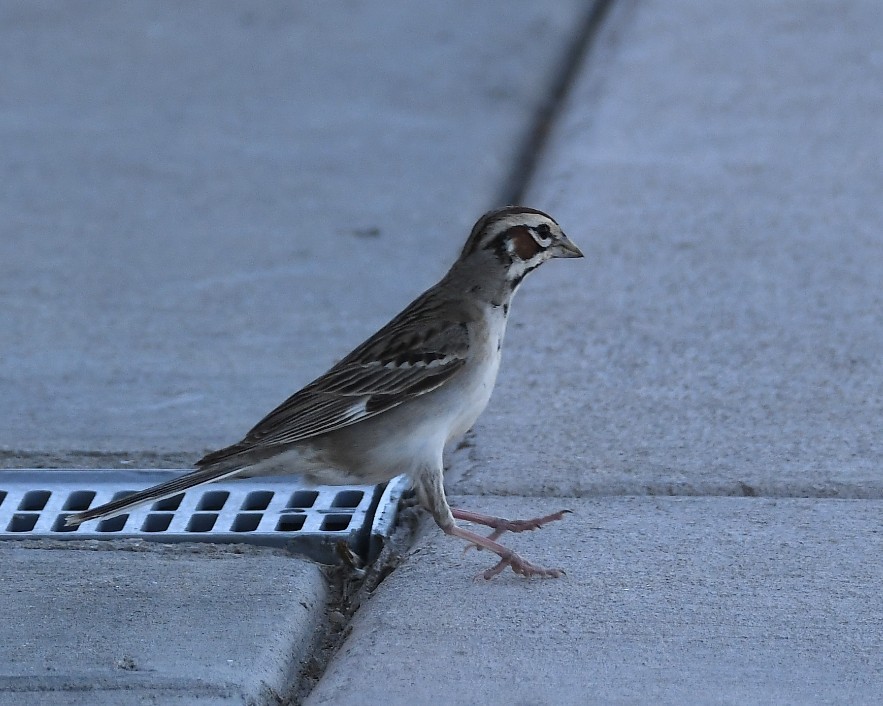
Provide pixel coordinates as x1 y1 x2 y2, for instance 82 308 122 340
51 516 79 533
186 513 218 533
7 514 39 532
0 490 6 508
331 490 364 508
231 513 262 532
97 515 128 533
197 491 229 511
62 490 96 511
276 514 306 532
18 490 52 511
287 490 318 509
151 494 183 511
141 513 174 533
321 514 352 532
241 491 274 511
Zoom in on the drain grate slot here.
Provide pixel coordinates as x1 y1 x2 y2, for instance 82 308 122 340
241 491 273 511
19 490 52 511
186 513 218 533
276 514 306 532
231 513 262 533
320 514 352 532
97 515 128 533
51 516 79 533
287 490 318 509
331 490 364 508
196 491 229 511
151 495 183 512
8 514 39 532
62 491 96 511
141 513 174 533
0 469 403 565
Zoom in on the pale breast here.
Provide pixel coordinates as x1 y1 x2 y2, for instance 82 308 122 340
445 303 507 442
314 302 509 481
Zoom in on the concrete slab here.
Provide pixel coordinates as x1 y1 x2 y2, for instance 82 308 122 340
0 3 602 703
0 0 591 462
307 496 883 705
0 541 328 705
450 0 883 497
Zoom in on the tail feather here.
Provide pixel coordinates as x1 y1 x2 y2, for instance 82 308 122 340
64 465 243 527
195 442 251 470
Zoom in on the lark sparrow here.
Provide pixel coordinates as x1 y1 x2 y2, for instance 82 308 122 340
67 206 583 579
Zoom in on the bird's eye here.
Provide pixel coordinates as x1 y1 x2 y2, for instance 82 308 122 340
536 223 552 238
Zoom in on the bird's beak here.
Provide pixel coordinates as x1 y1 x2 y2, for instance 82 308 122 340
552 234 584 259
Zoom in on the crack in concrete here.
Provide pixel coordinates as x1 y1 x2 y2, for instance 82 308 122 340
496 0 615 206
290 509 420 705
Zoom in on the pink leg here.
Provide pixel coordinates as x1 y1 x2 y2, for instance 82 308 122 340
444 523 566 580
412 468 568 579
451 507 572 548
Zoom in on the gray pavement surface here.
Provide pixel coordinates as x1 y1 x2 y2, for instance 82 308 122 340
451 0 883 498
0 541 327 705
311 0 883 703
0 0 589 460
1 1 594 704
307 496 883 706
2 0 882 704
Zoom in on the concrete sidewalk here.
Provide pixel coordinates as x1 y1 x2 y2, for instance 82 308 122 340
0 0 590 461
3 0 883 704
309 0 883 703
0 542 327 705
308 497 883 705
0 1 593 704
453 0 883 498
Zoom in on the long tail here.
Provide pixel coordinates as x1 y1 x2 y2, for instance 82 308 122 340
64 465 243 527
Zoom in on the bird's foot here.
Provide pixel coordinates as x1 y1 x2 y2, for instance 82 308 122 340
445 523 566 580
452 508 572 552
477 553 566 580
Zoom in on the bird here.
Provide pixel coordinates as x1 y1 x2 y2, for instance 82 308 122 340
67 206 583 579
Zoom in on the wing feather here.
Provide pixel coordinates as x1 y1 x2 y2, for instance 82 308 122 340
196 292 471 468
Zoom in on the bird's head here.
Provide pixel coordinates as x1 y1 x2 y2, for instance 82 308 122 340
458 206 583 294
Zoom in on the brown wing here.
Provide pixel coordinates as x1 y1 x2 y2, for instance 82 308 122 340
197 292 470 467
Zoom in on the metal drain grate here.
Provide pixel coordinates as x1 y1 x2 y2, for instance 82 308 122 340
0 470 409 565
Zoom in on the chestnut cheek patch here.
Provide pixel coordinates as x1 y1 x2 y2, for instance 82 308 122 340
508 226 542 260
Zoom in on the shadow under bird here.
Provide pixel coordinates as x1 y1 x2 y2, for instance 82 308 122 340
68 205 583 579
